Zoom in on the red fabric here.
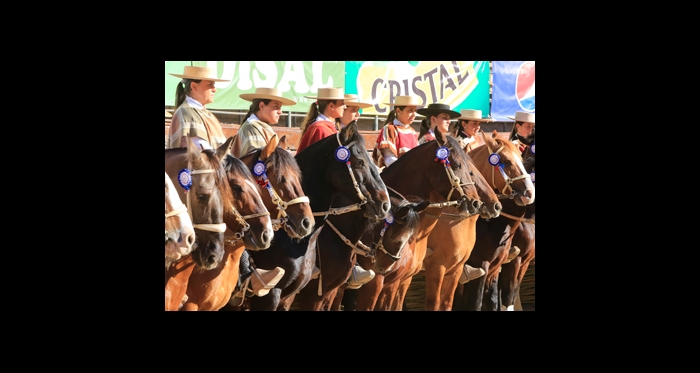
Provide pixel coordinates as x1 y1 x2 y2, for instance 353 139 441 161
297 120 338 153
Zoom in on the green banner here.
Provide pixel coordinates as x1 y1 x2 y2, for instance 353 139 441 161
344 61 491 116
165 61 346 112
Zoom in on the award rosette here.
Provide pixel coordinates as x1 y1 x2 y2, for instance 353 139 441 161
335 146 351 162
178 169 192 191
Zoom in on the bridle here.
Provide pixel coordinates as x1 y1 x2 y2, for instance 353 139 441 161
252 157 309 239
425 143 479 221
486 144 530 200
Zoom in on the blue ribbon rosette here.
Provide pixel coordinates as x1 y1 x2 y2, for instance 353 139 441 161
178 169 192 191
335 146 351 162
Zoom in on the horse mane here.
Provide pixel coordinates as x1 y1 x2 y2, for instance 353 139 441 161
482 133 522 160
251 147 302 185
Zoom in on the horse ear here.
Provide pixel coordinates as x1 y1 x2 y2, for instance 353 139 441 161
278 135 287 150
215 136 235 161
340 120 357 144
260 133 279 161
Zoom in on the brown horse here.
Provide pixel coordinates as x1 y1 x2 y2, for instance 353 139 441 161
498 131 535 310
165 142 273 311
452 130 536 311
164 140 234 271
165 171 195 269
222 134 317 311
292 121 391 310
373 130 484 310
419 151 502 310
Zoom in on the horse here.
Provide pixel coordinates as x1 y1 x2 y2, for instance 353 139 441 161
452 130 536 311
419 150 503 310
339 191 430 311
165 171 195 269
291 121 391 311
164 140 234 271
497 130 535 310
164 141 274 311
221 134 317 311
372 130 485 310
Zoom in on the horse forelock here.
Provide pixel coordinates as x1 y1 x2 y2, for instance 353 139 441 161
270 147 302 185
200 150 232 216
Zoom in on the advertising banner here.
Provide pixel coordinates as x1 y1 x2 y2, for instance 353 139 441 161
491 61 535 121
165 61 346 112
344 61 490 116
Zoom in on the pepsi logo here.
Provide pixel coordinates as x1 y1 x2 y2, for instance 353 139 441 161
516 61 535 111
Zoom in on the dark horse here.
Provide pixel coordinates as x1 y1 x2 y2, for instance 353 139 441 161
339 191 430 311
222 134 317 311
452 130 536 311
292 121 391 311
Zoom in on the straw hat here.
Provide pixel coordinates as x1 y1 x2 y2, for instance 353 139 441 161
456 109 493 122
304 87 346 100
506 111 535 123
344 94 372 109
417 103 460 119
383 95 423 107
239 87 296 106
165 110 172 118
168 66 230 82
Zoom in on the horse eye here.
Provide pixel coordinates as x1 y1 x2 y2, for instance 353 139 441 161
355 159 365 168
232 185 243 193
279 175 286 184
197 193 209 202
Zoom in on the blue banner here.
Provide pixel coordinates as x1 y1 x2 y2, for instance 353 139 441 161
491 61 535 121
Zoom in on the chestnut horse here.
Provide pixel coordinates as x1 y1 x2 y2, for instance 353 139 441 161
452 130 536 311
292 121 391 311
165 142 273 311
498 131 535 310
165 171 195 269
373 130 484 310
222 134 317 311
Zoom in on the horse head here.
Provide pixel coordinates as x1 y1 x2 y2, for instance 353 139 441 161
475 130 535 206
433 130 483 216
239 134 315 240
371 192 429 275
220 153 274 251
465 156 502 219
165 171 195 268
163 140 232 270
296 120 390 221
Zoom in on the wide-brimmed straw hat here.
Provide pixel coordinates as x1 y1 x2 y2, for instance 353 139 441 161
417 103 460 119
168 66 230 82
239 87 296 106
383 95 423 107
457 109 493 122
344 94 373 109
506 111 535 123
304 87 346 100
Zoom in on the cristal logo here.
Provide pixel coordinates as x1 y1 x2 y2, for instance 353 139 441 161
516 61 535 111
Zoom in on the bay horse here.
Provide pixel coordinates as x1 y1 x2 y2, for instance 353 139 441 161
222 134 317 311
373 130 485 310
165 171 195 269
340 192 430 311
165 141 274 311
452 130 536 311
498 131 535 310
292 121 391 311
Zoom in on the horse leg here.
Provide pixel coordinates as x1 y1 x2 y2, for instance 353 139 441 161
278 294 296 311
393 277 413 311
498 258 521 311
356 274 383 311
424 265 446 311
330 287 345 311
482 271 500 311
458 260 489 311
439 266 463 311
